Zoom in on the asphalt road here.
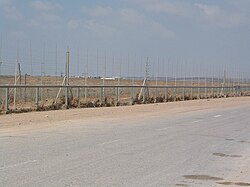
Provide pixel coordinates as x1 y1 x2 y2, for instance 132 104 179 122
1 105 250 186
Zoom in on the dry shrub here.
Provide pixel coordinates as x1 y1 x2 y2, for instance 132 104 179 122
184 95 191 100
176 97 182 101
118 102 129 106
155 96 164 103
243 91 250 96
116 101 122 106
7 108 33 114
70 98 79 108
94 99 102 107
103 97 115 107
133 93 143 104
167 96 175 102
192 96 198 100
79 101 95 108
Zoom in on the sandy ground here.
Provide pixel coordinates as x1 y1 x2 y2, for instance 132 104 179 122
1 96 250 134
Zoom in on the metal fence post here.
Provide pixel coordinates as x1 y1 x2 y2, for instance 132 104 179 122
5 87 9 112
164 87 167 102
205 87 207 98
182 87 185 101
84 87 87 102
174 87 177 101
116 86 119 105
77 87 80 107
132 86 135 101
103 86 105 102
65 86 68 109
198 87 200 99
191 87 193 100
131 86 133 103
143 86 146 103
35 87 39 109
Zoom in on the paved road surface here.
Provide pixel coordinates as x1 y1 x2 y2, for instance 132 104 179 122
1 104 250 186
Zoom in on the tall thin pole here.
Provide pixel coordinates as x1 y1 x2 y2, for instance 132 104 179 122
77 47 79 77
175 62 177 101
86 48 89 78
66 48 70 85
102 50 106 101
144 57 150 102
65 48 70 108
165 73 168 101
156 57 159 99
17 40 19 67
198 67 200 99
191 74 193 99
0 36 3 76
146 57 149 82
29 40 33 75
14 63 18 109
55 44 58 77
112 55 116 97
0 35 2 62
0 60 2 76
96 49 99 77
212 65 214 98
41 44 45 85
117 54 122 102
127 53 130 79
96 49 99 98
183 61 186 100
140 56 143 78
112 55 114 77
84 48 88 101
17 41 21 100
132 54 136 99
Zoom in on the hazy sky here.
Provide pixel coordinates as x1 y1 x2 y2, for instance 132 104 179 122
0 0 250 77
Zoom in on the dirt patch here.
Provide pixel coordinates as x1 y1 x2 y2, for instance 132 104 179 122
175 184 189 187
225 139 250 144
225 138 235 141
217 182 234 185
183 175 223 181
235 182 250 186
217 182 250 186
213 153 242 158
239 140 250 144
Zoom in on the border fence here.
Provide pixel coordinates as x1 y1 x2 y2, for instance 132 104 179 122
1 83 249 114
1 48 250 114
